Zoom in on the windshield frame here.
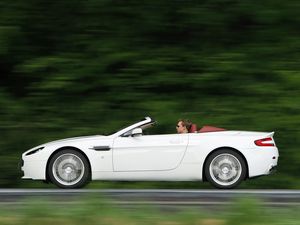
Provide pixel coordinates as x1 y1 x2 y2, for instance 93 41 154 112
110 117 155 137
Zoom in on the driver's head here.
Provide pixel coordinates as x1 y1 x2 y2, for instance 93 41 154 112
176 119 192 133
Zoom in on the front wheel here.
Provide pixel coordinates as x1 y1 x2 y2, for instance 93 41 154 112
204 149 247 189
48 149 90 188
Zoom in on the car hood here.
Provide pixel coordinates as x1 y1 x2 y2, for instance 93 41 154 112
45 135 107 146
23 135 110 156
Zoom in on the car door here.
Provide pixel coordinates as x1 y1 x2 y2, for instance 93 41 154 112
112 134 189 171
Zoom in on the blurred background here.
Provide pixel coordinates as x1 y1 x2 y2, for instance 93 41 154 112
0 0 299 188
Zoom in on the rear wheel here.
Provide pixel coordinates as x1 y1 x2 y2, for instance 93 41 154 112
205 149 247 189
48 149 90 188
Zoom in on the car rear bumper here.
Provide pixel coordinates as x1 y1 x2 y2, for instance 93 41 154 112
246 146 279 177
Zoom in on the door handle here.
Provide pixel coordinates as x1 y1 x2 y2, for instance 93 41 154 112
169 140 182 144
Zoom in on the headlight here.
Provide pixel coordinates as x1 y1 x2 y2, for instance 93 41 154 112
25 147 44 156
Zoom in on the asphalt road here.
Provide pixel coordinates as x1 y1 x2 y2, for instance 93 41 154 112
0 189 299 208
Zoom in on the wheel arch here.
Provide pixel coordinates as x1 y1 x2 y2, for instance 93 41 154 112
202 147 249 182
45 146 92 182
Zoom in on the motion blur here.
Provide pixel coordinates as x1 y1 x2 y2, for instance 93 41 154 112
0 1 299 189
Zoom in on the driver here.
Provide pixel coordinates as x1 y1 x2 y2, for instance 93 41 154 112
176 119 192 134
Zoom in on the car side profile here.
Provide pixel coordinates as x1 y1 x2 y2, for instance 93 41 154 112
21 117 279 189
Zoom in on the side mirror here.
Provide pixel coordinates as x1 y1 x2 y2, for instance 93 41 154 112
131 128 142 137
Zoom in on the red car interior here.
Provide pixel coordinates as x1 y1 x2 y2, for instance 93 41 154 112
189 124 226 133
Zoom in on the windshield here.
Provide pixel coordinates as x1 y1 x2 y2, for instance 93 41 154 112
105 117 154 136
121 121 156 137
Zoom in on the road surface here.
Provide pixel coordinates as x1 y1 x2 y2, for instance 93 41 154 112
0 189 299 208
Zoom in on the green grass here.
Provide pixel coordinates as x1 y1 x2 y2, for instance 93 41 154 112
0 196 299 225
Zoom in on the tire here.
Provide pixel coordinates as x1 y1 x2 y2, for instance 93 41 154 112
204 149 247 189
48 149 90 189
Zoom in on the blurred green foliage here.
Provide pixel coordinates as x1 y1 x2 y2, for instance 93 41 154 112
0 197 299 225
0 0 300 188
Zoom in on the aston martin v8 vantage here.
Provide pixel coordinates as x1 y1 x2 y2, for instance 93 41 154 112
21 117 279 189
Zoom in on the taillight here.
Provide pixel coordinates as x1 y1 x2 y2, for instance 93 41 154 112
255 137 275 147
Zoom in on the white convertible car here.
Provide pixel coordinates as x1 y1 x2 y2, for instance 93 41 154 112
21 117 279 189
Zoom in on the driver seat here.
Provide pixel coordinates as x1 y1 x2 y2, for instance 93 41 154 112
189 124 198 133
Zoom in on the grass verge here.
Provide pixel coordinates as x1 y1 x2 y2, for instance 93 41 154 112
0 196 299 225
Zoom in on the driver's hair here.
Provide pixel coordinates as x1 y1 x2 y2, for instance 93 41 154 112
178 119 192 131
